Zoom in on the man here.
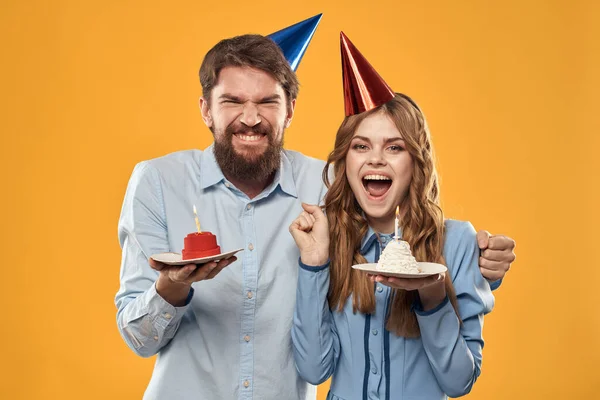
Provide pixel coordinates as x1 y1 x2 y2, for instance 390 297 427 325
116 32 515 400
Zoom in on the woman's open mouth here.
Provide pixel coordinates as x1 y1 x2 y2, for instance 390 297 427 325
362 174 392 199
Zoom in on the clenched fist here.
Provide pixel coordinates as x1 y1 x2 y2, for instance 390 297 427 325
289 203 330 267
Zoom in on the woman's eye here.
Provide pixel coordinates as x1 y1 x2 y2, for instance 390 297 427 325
388 145 404 152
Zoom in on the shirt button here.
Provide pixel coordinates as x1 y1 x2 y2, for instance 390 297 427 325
248 243 254 251
153 335 159 341
372 329 378 336
244 335 251 342
247 291 253 299
376 286 383 293
243 380 250 388
246 204 252 210
225 182 231 188
371 367 377 374
164 313 172 319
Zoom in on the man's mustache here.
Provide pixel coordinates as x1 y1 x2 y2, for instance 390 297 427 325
226 122 272 136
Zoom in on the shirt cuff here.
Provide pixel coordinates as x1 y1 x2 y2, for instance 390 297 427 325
146 283 193 329
488 277 503 291
413 295 450 316
298 258 330 272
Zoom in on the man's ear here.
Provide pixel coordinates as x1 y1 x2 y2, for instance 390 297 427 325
199 96 213 128
285 98 296 128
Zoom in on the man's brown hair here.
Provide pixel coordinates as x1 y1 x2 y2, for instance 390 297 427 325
199 34 299 110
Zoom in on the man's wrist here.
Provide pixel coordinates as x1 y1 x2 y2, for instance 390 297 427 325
156 274 192 307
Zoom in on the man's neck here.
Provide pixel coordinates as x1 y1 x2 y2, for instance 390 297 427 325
225 172 276 200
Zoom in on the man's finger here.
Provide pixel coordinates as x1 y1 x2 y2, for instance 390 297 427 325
481 248 514 262
171 264 198 282
212 257 236 272
476 230 490 249
190 262 218 281
220 256 237 265
488 235 516 252
205 263 227 280
196 257 236 282
479 257 510 272
480 267 504 282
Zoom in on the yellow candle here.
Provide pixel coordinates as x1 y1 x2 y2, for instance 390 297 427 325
193 205 202 233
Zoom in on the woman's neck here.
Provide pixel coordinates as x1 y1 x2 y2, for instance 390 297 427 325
366 206 407 235
366 215 395 235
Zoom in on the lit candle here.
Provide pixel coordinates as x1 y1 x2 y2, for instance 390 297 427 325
193 205 202 233
395 205 399 241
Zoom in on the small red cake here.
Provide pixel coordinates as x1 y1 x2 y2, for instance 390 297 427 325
182 232 221 260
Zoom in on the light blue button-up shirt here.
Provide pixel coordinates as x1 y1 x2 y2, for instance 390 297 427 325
292 220 495 400
115 145 327 400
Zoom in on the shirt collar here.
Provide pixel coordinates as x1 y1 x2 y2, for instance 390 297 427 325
200 144 225 190
360 225 402 254
277 150 298 198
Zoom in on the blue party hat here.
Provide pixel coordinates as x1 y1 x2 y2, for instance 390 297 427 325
268 13 323 71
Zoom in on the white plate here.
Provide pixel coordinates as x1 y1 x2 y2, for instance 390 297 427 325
150 248 243 266
352 262 447 279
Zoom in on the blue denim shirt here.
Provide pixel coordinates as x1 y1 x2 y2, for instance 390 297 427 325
292 220 495 400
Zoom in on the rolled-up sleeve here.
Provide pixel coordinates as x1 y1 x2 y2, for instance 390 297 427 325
114 162 192 357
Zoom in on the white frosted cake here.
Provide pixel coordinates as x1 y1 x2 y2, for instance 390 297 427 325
376 240 421 274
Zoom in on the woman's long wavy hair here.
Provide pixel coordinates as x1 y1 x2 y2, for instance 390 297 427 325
323 93 460 337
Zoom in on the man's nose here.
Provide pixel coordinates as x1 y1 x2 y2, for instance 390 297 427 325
240 103 261 127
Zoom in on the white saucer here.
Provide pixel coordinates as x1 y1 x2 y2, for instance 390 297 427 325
151 248 243 266
352 262 447 279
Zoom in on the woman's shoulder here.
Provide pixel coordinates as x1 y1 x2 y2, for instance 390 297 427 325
444 219 476 241
442 219 479 278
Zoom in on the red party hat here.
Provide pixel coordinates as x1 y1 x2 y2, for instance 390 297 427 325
340 32 395 116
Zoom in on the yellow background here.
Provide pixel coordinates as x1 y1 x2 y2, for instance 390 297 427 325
1 0 598 398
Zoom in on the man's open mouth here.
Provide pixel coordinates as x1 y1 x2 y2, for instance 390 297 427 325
234 133 267 142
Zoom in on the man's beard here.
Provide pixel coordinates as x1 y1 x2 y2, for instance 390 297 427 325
213 120 283 183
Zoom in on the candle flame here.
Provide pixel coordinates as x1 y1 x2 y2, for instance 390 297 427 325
395 206 399 217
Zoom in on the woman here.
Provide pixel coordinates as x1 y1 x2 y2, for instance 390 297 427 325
288 34 494 400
